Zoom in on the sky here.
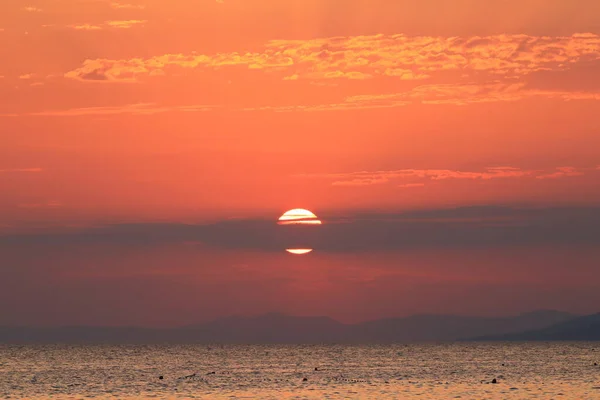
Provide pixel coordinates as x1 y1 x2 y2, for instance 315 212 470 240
1 0 600 327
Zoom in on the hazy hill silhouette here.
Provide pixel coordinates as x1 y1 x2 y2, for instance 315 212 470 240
352 310 576 342
181 312 348 343
0 310 579 344
470 312 600 341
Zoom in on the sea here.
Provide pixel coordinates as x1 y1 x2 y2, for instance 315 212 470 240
1 343 599 399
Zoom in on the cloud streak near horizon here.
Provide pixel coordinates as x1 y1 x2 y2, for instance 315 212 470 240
3 83 600 118
0 168 43 173
2 206 599 252
65 20 147 30
1 103 218 117
296 166 595 186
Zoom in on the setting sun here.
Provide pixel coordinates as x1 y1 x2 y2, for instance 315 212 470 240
285 249 313 255
277 209 322 225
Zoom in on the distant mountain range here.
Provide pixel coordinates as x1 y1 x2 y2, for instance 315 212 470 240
2 310 592 343
471 312 600 341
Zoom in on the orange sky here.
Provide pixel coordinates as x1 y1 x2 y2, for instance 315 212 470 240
1 0 600 229
0 1 599 325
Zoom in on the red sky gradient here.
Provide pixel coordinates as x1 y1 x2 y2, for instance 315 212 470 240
1 0 599 326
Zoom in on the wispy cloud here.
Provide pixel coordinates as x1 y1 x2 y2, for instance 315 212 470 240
0 168 43 173
3 206 599 252
348 83 600 107
319 71 373 80
332 177 391 187
536 167 584 180
105 20 146 28
5 82 600 117
243 99 412 113
298 166 591 187
2 103 218 117
17 201 62 209
23 6 42 12
66 20 147 31
247 82 600 112
68 24 103 31
63 33 600 82
60 31 600 110
109 2 146 9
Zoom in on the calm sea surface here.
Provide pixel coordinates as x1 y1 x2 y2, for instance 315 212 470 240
1 343 599 399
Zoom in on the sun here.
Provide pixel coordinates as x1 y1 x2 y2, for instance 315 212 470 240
278 209 321 255
285 249 313 255
277 208 322 225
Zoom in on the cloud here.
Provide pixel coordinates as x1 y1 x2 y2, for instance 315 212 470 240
2 206 599 252
65 58 160 82
384 69 430 80
17 201 62 209
2 103 217 117
65 20 147 31
300 167 536 186
65 51 295 82
342 82 530 108
68 24 103 31
408 82 528 105
536 167 584 180
2 205 599 327
63 33 600 82
332 177 390 187
5 79 597 116
247 82 600 112
320 71 373 80
105 20 147 28
243 99 412 113
109 2 146 9
297 165 594 186
0 168 43 173
23 6 42 12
